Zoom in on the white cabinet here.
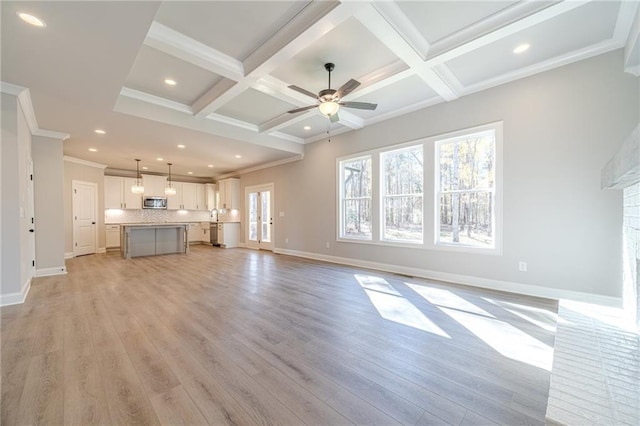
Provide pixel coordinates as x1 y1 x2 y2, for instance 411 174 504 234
104 176 141 209
205 183 217 210
196 185 206 211
106 224 120 249
217 178 240 210
167 182 207 210
141 174 167 197
188 223 200 243
200 223 210 243
218 222 239 248
181 183 198 210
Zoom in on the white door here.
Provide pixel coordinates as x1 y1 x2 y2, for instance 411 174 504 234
246 184 274 250
73 181 97 256
27 160 35 277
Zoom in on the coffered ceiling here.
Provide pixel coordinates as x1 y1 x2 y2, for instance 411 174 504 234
2 1 638 178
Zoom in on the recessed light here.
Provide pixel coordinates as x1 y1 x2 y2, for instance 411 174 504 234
164 79 177 86
303 126 311 130
142 166 149 170
88 148 97 152
235 154 242 159
188 171 193 175
513 43 530 54
94 129 106 135
177 144 185 149
207 164 214 168
17 12 46 27
157 157 164 161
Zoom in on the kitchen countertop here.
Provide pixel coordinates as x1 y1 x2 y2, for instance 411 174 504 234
120 223 190 227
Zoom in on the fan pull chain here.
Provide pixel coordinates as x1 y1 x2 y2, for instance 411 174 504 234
327 118 331 142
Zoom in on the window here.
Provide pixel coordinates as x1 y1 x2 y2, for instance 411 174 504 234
337 122 501 253
436 129 497 250
381 145 423 243
339 156 372 239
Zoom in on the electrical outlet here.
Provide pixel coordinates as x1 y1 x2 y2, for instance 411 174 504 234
518 261 527 272
279 211 285 217
325 242 330 249
285 238 289 244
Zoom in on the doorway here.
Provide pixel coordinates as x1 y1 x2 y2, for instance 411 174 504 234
72 180 98 256
246 183 274 251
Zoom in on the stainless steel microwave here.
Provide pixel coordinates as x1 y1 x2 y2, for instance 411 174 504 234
142 196 167 209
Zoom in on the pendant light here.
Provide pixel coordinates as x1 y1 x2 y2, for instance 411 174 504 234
131 159 144 194
165 163 176 195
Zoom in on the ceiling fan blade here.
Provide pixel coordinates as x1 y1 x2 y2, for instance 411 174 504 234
330 112 340 123
288 85 318 99
334 79 360 99
340 101 377 110
287 105 318 114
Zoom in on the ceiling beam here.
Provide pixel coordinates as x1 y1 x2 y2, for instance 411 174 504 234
258 110 314 134
144 22 245 81
423 1 592 68
114 93 304 154
354 3 458 102
191 78 243 117
191 1 361 117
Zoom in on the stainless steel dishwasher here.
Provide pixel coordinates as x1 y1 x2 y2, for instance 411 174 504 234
210 222 219 246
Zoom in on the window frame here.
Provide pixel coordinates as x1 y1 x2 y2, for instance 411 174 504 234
338 154 373 241
335 121 502 255
432 122 503 255
380 144 424 245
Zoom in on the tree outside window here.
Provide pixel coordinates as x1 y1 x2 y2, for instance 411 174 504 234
340 156 372 239
381 145 423 243
436 131 495 248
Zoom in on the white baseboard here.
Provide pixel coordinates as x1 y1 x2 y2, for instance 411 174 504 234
98 247 106 254
65 252 73 259
35 266 67 277
273 248 623 307
0 277 31 306
238 242 247 248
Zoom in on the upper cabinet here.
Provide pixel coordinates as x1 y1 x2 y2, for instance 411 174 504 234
141 174 167 197
104 176 141 209
218 178 240 210
166 182 207 210
205 183 217 210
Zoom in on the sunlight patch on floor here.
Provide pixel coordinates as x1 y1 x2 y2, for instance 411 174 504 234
440 307 554 371
407 284 494 318
355 275 450 338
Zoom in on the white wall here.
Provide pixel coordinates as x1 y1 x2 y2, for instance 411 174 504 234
63 159 106 256
1 93 34 305
32 135 66 275
239 50 639 303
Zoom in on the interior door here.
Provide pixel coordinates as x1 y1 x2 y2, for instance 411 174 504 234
246 184 274 250
27 160 35 278
73 181 97 256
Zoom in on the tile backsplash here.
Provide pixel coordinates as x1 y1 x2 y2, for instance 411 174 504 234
105 209 213 224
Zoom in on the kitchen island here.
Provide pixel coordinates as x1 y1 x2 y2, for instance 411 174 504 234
121 223 189 259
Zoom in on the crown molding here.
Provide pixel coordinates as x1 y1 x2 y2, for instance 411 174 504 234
120 87 192 114
460 38 622 96
33 129 70 141
64 156 108 169
1 81 71 140
214 154 304 180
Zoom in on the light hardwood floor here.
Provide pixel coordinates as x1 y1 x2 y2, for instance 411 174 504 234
1 246 557 425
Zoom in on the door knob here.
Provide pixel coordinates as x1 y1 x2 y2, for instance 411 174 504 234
92 222 96 224
29 229 34 232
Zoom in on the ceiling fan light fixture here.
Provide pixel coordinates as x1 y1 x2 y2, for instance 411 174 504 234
319 101 339 117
